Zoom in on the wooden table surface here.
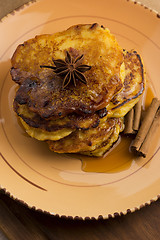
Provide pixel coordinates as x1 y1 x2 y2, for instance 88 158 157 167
0 1 160 239
0 189 160 240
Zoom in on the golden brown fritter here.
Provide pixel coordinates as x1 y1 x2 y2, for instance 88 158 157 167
47 118 124 154
108 50 145 117
19 118 74 141
11 23 124 119
14 101 106 131
80 121 124 156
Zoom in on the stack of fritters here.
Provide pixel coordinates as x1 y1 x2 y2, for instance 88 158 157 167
11 24 145 157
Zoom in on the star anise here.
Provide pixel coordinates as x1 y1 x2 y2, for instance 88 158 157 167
40 51 91 89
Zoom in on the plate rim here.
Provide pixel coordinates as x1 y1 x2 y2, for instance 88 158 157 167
0 0 160 24
0 0 160 219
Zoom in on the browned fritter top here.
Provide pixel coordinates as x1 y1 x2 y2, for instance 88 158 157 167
11 23 124 119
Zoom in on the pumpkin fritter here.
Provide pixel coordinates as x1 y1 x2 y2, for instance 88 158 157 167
11 23 124 119
19 118 73 141
107 50 145 118
47 118 124 154
14 101 104 131
80 121 123 157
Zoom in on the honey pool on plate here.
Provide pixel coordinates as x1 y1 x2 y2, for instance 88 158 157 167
79 84 155 173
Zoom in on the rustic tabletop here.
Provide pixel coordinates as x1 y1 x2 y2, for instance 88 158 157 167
0 0 160 240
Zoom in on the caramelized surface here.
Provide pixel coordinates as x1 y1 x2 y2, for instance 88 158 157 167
11 24 124 119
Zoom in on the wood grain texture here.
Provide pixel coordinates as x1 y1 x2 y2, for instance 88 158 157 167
0 0 32 19
0 190 160 240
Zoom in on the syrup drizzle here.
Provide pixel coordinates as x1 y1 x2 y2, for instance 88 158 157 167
80 84 155 173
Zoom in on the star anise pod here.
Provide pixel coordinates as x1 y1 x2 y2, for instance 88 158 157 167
40 51 91 89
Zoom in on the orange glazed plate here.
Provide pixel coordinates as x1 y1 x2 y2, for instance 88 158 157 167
0 0 160 219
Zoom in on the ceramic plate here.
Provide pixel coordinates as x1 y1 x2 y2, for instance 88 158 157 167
0 0 160 219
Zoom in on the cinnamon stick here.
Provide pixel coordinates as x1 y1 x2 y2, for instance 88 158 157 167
124 108 135 134
130 98 160 157
133 96 142 131
124 97 142 134
138 107 160 157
